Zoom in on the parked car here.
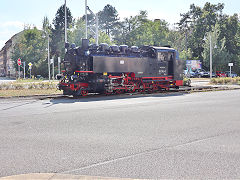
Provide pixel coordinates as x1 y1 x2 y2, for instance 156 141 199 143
184 70 196 78
225 71 238 77
216 71 227 77
36 75 44 80
195 69 210 78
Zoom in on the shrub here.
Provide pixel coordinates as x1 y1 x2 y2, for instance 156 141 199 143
211 77 240 85
183 78 191 86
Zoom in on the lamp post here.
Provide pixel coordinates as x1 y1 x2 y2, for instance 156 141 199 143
86 5 99 45
203 32 217 79
64 0 67 44
209 33 213 79
23 61 25 79
85 0 88 39
51 59 54 80
43 33 51 82
47 34 50 81
58 57 61 74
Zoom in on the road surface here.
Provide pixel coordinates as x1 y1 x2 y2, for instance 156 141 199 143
0 77 15 84
0 90 240 179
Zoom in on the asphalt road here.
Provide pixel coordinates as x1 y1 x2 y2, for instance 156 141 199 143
0 90 240 179
0 77 15 84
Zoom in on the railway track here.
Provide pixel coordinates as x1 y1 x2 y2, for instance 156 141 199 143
1 85 239 101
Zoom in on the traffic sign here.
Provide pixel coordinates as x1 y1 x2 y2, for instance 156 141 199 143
228 63 233 67
17 58 21 66
28 62 32 69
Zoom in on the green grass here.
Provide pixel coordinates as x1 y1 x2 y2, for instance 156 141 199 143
0 79 62 97
15 78 43 83
0 81 58 90
0 89 62 97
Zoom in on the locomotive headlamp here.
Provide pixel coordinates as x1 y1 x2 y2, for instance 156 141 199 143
85 51 90 56
71 75 78 81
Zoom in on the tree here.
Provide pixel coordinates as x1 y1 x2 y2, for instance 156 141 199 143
114 11 169 47
178 2 224 59
42 16 51 34
89 32 112 45
98 4 120 36
72 18 86 46
217 14 240 73
12 27 47 77
51 5 73 58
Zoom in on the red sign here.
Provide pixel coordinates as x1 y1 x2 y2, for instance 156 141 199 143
17 58 21 66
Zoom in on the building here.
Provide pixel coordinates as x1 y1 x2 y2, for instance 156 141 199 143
0 32 22 77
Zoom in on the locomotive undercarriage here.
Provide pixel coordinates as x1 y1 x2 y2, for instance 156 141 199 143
58 72 179 97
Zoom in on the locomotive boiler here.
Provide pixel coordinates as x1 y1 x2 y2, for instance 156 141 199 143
57 39 183 97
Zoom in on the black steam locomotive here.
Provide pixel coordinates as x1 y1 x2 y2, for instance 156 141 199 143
57 39 183 96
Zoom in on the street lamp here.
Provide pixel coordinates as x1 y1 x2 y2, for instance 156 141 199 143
86 5 99 45
209 33 213 79
64 0 67 44
43 33 51 82
203 33 217 79
85 0 88 39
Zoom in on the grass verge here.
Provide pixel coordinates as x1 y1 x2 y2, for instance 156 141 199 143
210 77 240 85
0 89 62 97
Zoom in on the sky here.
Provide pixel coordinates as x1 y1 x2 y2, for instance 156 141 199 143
0 0 239 50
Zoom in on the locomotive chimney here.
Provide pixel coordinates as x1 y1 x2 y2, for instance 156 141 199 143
82 39 89 50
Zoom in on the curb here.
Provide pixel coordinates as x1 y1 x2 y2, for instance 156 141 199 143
0 85 240 100
0 94 65 100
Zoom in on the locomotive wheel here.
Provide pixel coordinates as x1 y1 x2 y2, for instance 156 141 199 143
153 84 158 92
115 89 123 94
147 85 153 93
138 84 145 93
81 88 88 96
104 90 112 96
147 84 157 93
127 82 136 93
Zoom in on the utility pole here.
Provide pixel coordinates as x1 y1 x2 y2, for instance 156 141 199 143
85 0 88 39
64 0 67 44
47 34 51 82
23 62 25 79
58 57 61 74
209 33 212 79
52 59 54 80
96 13 99 45
18 65 20 79
86 5 99 45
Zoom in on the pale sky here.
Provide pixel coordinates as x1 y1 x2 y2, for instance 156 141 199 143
0 0 239 49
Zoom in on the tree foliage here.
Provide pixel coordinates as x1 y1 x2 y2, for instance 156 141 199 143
51 5 73 58
12 27 47 77
98 4 120 36
11 2 240 76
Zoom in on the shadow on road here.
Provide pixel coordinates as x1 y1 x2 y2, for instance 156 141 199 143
49 92 187 105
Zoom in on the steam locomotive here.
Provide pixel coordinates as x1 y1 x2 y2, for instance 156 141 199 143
57 39 183 97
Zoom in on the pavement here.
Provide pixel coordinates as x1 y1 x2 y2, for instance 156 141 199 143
0 90 240 179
